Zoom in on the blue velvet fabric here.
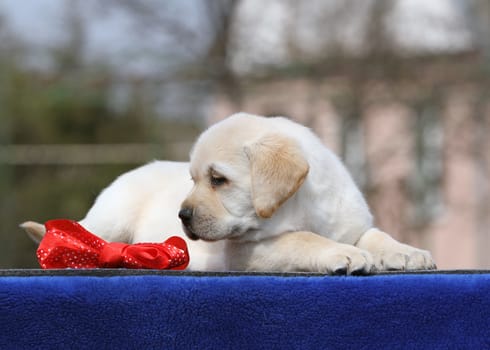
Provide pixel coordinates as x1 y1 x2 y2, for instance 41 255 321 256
0 271 489 349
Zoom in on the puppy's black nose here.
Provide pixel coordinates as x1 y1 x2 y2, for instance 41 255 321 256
178 208 193 226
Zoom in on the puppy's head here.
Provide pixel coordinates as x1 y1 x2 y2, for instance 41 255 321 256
179 114 309 242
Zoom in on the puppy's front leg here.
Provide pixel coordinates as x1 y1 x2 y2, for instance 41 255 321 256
355 228 436 271
228 231 373 275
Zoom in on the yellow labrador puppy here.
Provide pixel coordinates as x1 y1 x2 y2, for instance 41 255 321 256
22 113 435 274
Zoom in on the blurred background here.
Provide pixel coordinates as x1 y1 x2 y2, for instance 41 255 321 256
0 0 489 269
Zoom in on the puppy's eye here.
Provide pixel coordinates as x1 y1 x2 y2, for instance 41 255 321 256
210 174 228 187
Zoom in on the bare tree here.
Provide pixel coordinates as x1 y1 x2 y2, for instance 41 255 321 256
201 0 242 107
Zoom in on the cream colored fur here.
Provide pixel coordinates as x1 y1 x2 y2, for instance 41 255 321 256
21 113 435 273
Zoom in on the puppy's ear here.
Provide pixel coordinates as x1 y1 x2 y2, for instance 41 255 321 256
244 134 309 218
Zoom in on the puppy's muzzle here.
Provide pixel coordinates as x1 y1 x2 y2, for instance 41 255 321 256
179 207 199 240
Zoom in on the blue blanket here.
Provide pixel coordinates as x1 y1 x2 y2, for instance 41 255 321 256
1 270 489 349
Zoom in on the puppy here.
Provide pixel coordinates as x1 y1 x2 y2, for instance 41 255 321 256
22 113 435 273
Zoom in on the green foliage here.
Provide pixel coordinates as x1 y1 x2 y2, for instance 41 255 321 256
0 29 201 268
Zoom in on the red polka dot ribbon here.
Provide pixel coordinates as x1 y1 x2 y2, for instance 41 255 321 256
37 219 189 270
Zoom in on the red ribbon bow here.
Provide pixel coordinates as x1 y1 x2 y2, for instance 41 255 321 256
37 219 189 270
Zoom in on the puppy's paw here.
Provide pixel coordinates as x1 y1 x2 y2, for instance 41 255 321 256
356 228 436 272
373 246 436 272
319 245 373 275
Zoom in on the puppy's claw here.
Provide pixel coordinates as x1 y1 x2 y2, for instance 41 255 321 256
322 247 373 275
373 249 436 272
332 266 348 275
